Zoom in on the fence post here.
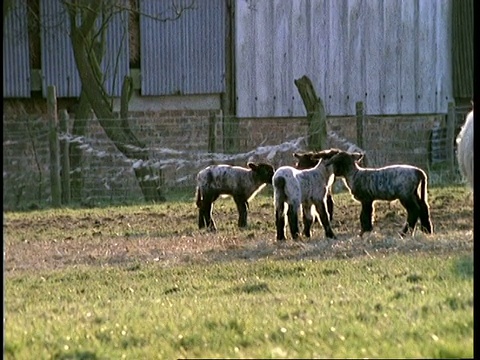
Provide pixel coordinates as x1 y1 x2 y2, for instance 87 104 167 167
48 85 61 207
446 101 456 177
356 101 364 150
208 111 217 155
223 115 239 154
60 109 71 204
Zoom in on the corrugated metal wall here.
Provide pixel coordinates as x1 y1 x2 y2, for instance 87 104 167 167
235 0 454 117
40 0 81 97
140 0 226 95
101 9 130 97
40 0 129 98
3 1 31 98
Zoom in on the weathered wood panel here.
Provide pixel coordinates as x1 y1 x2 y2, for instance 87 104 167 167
235 0 454 117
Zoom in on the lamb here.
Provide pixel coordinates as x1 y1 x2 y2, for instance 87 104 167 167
196 162 275 231
273 149 341 241
293 151 335 223
294 149 368 222
323 151 433 236
456 109 473 190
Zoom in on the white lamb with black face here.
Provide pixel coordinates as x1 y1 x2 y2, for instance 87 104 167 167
273 149 341 241
324 151 433 236
195 162 275 231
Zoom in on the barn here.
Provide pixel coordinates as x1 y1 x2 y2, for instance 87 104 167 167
3 0 473 209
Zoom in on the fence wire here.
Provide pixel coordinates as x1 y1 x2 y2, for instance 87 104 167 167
3 108 471 210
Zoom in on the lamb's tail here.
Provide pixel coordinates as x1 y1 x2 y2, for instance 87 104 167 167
195 187 202 208
273 176 286 194
419 171 428 203
273 176 287 208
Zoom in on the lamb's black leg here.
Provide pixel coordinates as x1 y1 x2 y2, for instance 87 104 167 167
287 204 300 240
302 204 314 238
418 200 433 234
400 198 420 235
316 200 336 239
203 201 217 231
198 203 206 229
234 197 248 228
326 193 334 221
275 204 286 241
359 201 374 235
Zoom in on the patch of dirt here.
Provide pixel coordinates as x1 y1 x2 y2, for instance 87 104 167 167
4 190 474 274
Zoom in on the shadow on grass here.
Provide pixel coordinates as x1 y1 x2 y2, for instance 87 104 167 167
451 254 473 278
54 350 98 360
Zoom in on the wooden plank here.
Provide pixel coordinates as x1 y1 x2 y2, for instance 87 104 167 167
399 0 417 114
363 0 383 115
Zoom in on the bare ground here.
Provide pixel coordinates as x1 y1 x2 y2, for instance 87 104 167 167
4 189 474 274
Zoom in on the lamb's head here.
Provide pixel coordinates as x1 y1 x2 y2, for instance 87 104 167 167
247 162 275 184
294 148 343 169
293 152 320 169
324 151 364 177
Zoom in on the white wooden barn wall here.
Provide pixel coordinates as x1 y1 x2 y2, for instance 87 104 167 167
235 0 453 117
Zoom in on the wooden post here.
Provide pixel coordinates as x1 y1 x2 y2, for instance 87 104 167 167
47 85 61 207
60 109 71 204
223 115 239 154
294 75 327 151
446 101 456 176
355 101 364 149
208 111 217 155
221 0 238 154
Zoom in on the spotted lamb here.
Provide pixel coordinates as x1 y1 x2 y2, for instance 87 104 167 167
324 151 433 236
273 149 341 241
196 162 275 231
294 149 368 222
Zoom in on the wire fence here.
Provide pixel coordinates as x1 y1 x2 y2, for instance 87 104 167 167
3 105 471 211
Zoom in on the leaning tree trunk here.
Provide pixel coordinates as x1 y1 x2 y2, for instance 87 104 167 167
67 3 165 202
120 76 166 201
294 75 328 151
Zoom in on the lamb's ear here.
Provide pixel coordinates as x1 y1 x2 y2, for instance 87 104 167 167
352 152 364 162
247 162 257 170
315 149 334 159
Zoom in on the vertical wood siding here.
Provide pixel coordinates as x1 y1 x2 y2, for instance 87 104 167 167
235 0 453 117
40 0 129 98
3 1 31 98
140 0 226 96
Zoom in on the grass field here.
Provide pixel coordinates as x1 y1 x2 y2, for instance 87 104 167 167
4 185 473 359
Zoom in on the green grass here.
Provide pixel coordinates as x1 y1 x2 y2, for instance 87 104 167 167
4 184 473 359
5 254 473 359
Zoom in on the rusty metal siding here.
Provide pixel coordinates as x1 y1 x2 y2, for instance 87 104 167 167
140 0 226 96
235 0 454 118
3 1 31 98
40 0 129 98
